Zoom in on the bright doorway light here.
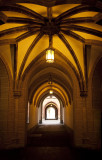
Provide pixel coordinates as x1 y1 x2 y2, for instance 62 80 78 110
47 107 55 119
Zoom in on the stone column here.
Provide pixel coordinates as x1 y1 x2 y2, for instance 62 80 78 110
39 103 42 124
60 101 63 124
13 90 21 145
80 91 89 146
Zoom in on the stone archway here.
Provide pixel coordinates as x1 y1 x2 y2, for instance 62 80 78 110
45 105 58 120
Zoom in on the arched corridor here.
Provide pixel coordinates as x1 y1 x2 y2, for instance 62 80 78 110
0 0 102 159
40 96 62 124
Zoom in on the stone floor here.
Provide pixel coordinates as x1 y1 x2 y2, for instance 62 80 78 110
42 119 60 124
27 124 73 147
0 124 101 160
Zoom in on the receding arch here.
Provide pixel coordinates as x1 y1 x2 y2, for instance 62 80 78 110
39 93 63 124
45 105 58 120
28 73 72 105
32 82 69 107
38 92 65 109
21 48 83 92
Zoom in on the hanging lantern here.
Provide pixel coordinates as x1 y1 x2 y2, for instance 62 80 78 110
49 90 53 94
46 48 54 63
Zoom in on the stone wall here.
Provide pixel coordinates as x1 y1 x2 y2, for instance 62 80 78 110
0 59 9 149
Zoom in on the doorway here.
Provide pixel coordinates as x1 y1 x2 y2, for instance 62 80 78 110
39 95 63 124
45 105 58 120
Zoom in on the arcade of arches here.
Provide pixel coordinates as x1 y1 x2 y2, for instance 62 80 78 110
0 0 102 151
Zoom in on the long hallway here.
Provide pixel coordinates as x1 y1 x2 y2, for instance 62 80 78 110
0 0 102 155
0 124 101 160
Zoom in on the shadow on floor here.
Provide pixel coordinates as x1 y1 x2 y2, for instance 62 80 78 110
0 124 101 160
0 146 101 160
27 124 73 147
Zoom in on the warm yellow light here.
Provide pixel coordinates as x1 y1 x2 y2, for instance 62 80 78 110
46 49 54 63
49 90 53 94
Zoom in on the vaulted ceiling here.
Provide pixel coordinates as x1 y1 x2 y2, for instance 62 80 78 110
0 0 102 101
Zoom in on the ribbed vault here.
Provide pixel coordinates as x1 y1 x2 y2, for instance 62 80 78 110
44 102 59 108
0 0 102 98
32 83 68 108
26 49 75 106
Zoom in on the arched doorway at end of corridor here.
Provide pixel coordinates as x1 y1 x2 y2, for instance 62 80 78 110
45 105 58 120
38 95 64 125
